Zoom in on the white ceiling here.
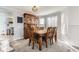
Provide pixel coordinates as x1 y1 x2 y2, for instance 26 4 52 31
0 6 66 16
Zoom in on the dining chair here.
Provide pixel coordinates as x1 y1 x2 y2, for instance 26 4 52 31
39 27 44 30
47 27 54 45
28 26 35 49
53 27 57 42
29 26 41 50
28 26 33 46
41 32 48 48
29 25 37 46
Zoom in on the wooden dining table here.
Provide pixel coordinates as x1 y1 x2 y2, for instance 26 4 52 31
34 29 47 50
35 29 47 35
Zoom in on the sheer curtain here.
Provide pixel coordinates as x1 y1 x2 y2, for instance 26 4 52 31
61 13 65 35
51 16 57 27
38 16 58 28
47 17 52 27
39 18 45 27
46 16 57 27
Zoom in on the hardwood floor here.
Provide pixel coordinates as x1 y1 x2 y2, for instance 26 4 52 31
10 39 77 52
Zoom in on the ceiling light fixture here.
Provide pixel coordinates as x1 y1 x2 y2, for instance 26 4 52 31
32 6 38 12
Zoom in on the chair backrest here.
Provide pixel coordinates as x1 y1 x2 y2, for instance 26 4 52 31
52 27 57 35
39 27 44 30
47 27 52 32
47 27 53 37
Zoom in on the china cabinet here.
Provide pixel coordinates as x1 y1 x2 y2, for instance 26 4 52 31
23 13 38 39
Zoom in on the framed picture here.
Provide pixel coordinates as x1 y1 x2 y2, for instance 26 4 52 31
17 16 23 23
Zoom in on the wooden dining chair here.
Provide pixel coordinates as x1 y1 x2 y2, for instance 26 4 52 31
29 26 41 50
29 25 37 46
47 27 54 45
27 25 33 46
28 26 34 46
53 27 57 42
42 32 48 48
39 27 44 30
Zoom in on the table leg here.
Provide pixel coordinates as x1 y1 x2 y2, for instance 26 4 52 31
38 37 42 51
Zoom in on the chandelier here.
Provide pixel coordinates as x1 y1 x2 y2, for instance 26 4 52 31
32 6 39 12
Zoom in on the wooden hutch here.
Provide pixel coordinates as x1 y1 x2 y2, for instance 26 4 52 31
23 13 38 39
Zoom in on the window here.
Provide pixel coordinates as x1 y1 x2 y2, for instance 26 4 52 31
39 18 45 27
46 16 57 27
51 16 57 27
47 17 52 27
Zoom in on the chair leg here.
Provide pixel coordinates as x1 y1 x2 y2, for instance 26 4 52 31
32 40 34 49
29 39 31 46
50 38 52 45
52 38 54 44
46 39 48 48
52 35 54 44
55 35 57 42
